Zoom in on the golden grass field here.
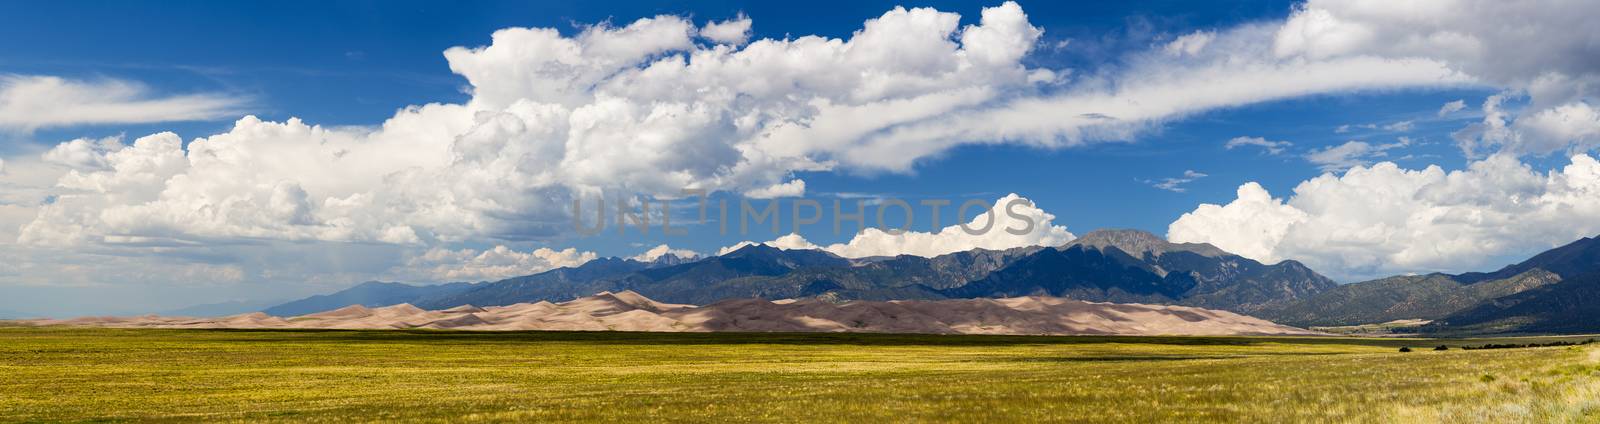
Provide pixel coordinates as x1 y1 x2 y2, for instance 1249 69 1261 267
1 327 1598 423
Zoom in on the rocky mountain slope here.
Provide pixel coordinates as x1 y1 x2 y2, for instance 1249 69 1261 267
1259 235 1600 334
1258 270 1561 327
1423 236 1600 334
946 230 1336 313
1427 271 1600 334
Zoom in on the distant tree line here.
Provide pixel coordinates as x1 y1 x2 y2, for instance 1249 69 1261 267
1459 338 1597 350
1397 338 1596 353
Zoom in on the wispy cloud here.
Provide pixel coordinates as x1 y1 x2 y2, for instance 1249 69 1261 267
1382 120 1414 132
1224 136 1292 155
1438 99 1466 116
1335 120 1413 134
1305 138 1413 172
0 74 248 131
1146 170 1208 192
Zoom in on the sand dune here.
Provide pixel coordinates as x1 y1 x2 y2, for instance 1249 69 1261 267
19 291 1321 336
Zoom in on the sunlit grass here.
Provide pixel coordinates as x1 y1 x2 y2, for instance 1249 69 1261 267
1 328 1596 422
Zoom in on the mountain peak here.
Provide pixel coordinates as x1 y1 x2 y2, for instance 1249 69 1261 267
647 252 697 267
723 243 783 257
1067 229 1230 258
352 281 407 289
1075 228 1164 243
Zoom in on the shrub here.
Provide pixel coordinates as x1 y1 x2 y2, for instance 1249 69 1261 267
1398 346 1412 352
1434 345 1448 351
1462 339 1596 350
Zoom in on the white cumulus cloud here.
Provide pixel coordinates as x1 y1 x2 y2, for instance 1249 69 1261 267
631 244 701 262
1274 0 1600 157
1454 94 1600 158
1164 31 1214 56
720 193 1074 258
700 15 752 45
716 233 820 255
18 2 1050 250
41 135 125 171
27 0 1556 253
1170 154 1600 281
399 245 597 281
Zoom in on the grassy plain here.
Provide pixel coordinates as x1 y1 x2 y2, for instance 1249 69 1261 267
1 327 1598 423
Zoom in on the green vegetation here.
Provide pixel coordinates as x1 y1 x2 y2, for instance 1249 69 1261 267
1259 270 1562 328
2 328 1599 422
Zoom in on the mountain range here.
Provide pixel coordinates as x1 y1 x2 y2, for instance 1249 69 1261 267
1258 235 1600 334
263 281 482 316
253 230 1600 335
948 230 1335 313
262 229 1335 319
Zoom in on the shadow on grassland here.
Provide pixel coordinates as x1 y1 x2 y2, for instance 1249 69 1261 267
13 326 1598 348
1007 355 1245 362
167 328 1427 348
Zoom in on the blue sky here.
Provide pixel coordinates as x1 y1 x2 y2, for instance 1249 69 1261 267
2 1 1597 315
